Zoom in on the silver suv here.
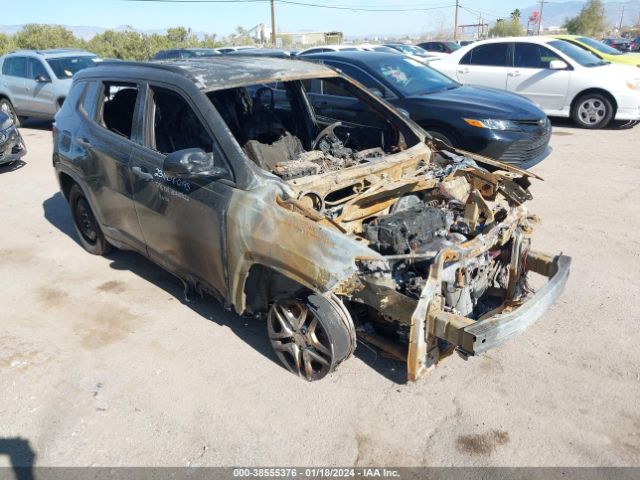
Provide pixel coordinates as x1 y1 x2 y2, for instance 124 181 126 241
0 49 98 126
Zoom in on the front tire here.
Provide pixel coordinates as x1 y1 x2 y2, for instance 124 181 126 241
267 293 355 381
68 184 112 255
571 93 614 129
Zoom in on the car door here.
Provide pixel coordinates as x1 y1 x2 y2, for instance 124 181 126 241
129 83 232 298
75 80 146 248
456 42 510 88
26 58 56 116
1 57 29 113
507 43 570 111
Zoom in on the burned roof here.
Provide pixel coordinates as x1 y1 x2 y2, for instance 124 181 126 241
86 56 337 91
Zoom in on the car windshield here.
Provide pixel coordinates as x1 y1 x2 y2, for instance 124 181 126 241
368 55 458 95
576 36 622 55
444 42 461 51
190 49 219 56
392 44 429 56
46 56 97 79
548 40 607 67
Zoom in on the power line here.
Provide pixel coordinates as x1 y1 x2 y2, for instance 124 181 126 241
123 0 456 12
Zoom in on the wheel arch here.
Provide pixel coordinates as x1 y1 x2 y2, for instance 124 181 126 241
58 171 76 200
415 120 462 147
571 88 618 116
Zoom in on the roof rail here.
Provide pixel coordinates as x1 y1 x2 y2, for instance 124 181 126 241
94 60 190 77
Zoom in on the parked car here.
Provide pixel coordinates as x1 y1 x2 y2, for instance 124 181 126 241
383 43 439 63
214 46 257 54
0 49 98 126
432 37 640 128
227 48 290 58
303 51 551 166
602 37 633 52
630 36 640 52
152 48 221 60
417 41 461 55
553 35 640 68
53 56 569 381
297 45 367 55
358 44 402 54
459 40 475 47
0 110 25 166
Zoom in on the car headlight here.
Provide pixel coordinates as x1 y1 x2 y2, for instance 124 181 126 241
463 118 521 131
0 130 7 143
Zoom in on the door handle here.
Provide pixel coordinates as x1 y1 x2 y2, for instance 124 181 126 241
508 70 521 77
458 67 469 74
77 137 91 147
132 166 154 181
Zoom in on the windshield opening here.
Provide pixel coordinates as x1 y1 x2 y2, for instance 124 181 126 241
46 56 97 79
548 40 607 67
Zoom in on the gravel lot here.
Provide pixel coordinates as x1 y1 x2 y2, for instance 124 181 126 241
1 120 639 468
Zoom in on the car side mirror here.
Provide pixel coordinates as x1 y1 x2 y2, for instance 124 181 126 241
368 87 385 98
35 75 51 83
549 60 568 70
163 148 227 178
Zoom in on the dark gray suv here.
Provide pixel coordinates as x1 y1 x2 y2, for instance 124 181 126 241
53 58 570 381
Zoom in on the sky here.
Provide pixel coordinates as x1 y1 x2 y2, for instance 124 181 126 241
3 0 540 37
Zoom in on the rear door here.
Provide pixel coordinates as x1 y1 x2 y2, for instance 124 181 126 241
1 57 28 113
507 42 570 110
74 80 145 248
26 58 56 116
129 83 232 298
456 42 510 88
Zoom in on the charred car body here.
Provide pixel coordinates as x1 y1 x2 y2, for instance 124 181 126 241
52 57 570 381
0 111 25 166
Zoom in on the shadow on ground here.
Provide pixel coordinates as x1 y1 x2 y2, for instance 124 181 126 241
42 190 411 383
0 437 36 480
549 116 638 130
0 160 26 174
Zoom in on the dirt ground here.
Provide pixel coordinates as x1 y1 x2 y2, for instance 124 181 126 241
1 120 639 468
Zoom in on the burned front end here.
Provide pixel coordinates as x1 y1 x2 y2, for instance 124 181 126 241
283 144 570 380
0 112 26 166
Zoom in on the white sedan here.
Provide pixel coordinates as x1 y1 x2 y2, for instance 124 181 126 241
432 36 640 128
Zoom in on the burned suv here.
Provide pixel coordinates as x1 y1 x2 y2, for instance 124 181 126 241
52 58 570 381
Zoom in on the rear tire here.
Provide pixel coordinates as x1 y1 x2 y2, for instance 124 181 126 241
571 93 614 129
68 184 112 255
0 99 20 127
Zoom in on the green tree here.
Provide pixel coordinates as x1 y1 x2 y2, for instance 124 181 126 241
563 0 606 35
14 24 80 50
0 33 15 55
489 17 524 37
166 27 198 47
511 9 521 20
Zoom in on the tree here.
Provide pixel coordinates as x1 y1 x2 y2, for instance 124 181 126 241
489 17 524 37
0 33 14 55
14 24 80 50
511 9 521 21
563 0 606 36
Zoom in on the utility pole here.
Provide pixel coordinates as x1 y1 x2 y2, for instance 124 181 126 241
619 6 625 31
537 0 545 35
454 0 459 40
270 0 276 46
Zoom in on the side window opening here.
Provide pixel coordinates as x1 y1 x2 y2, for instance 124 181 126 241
149 86 213 154
27 59 49 81
100 82 139 139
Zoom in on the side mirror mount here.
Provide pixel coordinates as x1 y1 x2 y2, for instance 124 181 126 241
35 75 51 83
549 60 568 70
163 148 228 179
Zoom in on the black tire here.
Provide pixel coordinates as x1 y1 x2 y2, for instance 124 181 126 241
426 129 455 147
0 98 20 127
68 184 112 255
267 293 355 381
571 93 614 129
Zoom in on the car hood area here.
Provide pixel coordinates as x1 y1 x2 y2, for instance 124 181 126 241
408 85 546 120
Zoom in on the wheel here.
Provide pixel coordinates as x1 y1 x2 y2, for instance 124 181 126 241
571 93 614 129
68 184 112 255
427 130 455 147
0 98 20 127
267 293 356 381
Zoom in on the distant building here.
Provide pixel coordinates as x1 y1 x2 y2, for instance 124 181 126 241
278 31 344 46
